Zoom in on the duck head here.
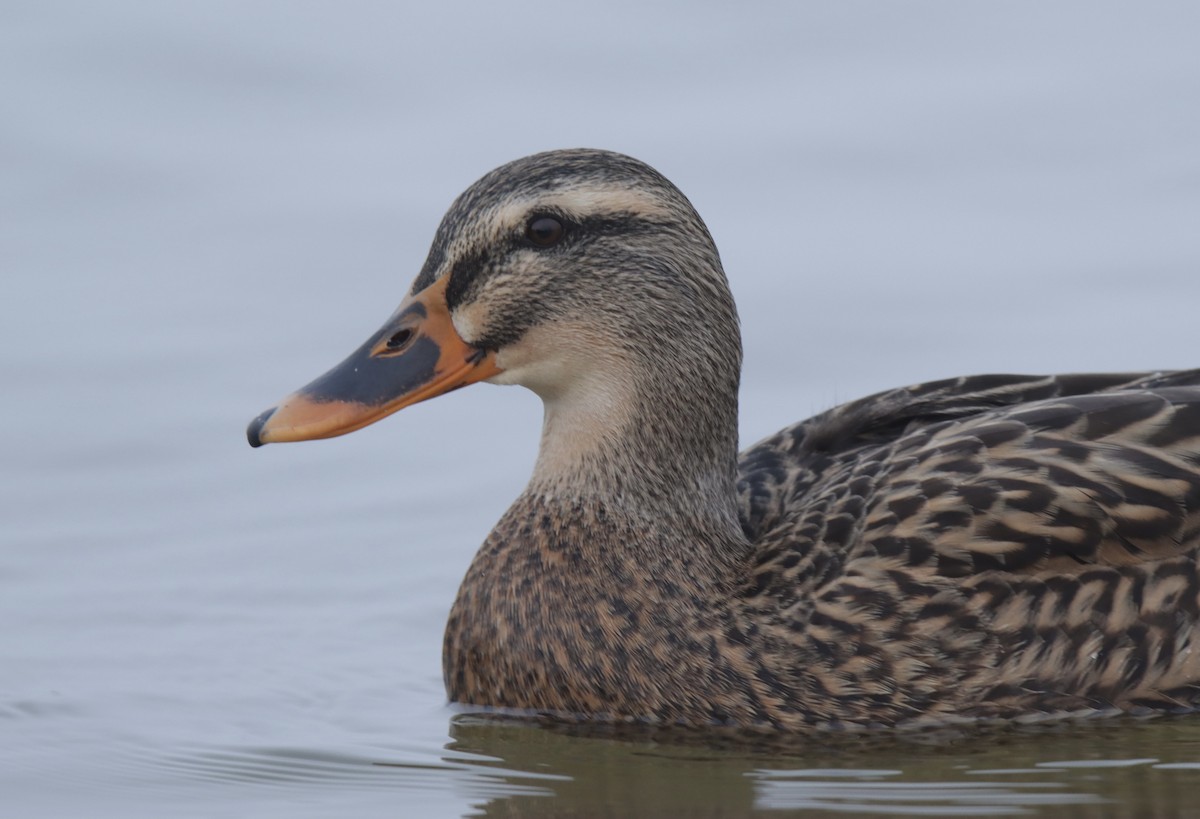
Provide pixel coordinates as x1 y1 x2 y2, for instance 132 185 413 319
248 149 741 504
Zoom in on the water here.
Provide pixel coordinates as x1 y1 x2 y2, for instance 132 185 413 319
4 1 1200 815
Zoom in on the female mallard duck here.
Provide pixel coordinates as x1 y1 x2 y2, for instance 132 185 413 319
248 149 1200 731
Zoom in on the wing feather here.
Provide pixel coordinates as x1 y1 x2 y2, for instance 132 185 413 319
738 371 1200 577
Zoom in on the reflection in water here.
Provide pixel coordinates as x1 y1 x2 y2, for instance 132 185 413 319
752 772 1097 815
23 710 1200 817
446 716 758 818
442 715 1200 818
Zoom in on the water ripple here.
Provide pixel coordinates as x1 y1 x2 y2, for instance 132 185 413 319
750 770 1104 815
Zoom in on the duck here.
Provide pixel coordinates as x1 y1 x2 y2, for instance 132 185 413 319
248 148 1200 731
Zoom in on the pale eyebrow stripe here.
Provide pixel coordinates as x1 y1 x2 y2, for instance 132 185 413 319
493 186 674 231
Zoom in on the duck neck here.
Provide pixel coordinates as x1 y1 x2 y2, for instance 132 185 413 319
526 351 744 541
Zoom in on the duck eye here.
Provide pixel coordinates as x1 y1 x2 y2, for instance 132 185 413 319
525 215 565 248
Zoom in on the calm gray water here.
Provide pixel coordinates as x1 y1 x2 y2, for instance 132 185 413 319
5 2 1200 816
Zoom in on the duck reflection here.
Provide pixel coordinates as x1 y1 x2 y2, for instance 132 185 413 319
441 714 1200 819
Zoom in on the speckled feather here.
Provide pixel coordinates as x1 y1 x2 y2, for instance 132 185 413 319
364 149 1200 731
734 370 1200 726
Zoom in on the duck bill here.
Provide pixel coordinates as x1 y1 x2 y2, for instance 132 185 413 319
246 276 499 447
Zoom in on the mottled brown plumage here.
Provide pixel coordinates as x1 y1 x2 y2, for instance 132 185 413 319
251 149 1200 731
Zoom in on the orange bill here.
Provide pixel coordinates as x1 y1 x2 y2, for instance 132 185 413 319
247 276 499 447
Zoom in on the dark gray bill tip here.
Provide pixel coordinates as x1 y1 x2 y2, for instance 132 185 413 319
246 407 277 448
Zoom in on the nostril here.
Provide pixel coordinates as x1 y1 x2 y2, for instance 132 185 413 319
386 328 414 350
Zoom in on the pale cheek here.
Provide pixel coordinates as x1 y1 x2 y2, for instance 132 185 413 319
452 306 486 345
492 338 596 402
486 369 524 387
492 346 558 392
